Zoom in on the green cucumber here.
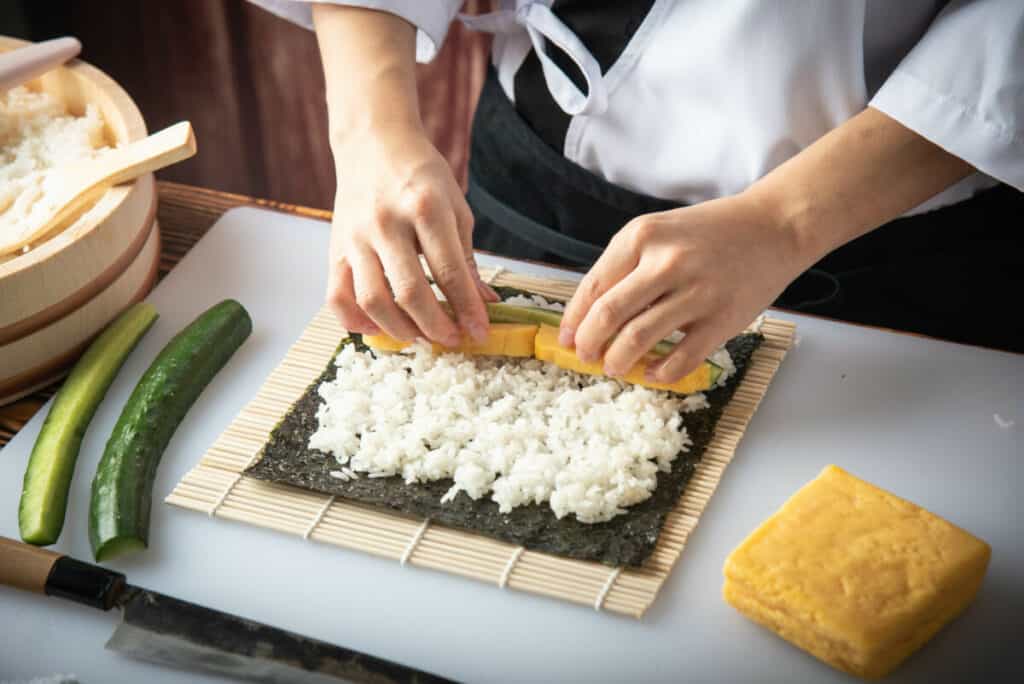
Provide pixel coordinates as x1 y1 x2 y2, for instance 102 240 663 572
89 299 252 562
485 302 566 328
18 302 159 546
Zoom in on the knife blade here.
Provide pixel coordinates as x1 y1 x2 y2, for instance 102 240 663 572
1 537 454 683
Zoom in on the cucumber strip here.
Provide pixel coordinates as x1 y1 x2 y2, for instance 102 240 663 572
18 302 159 546
484 302 565 328
89 299 252 562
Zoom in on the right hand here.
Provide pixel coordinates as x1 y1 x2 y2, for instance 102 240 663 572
327 125 497 346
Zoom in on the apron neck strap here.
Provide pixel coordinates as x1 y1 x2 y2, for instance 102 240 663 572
461 2 608 117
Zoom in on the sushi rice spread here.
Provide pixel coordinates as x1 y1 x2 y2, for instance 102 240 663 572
310 295 735 523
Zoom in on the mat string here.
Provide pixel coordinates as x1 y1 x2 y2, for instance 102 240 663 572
594 567 622 611
498 546 525 589
208 473 242 516
304 495 336 539
484 266 504 284
401 519 431 566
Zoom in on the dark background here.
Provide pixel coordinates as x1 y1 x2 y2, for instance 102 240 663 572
2 0 490 208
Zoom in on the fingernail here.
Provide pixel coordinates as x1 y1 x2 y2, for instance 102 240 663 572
482 282 500 302
468 321 488 343
658 358 685 383
577 347 596 363
645 358 665 382
604 363 623 378
558 327 575 347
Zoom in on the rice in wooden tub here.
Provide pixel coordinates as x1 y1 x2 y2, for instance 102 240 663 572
0 85 110 253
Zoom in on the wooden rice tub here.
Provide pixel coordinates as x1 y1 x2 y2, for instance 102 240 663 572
0 35 159 405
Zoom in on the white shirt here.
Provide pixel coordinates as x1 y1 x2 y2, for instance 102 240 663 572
253 0 1023 215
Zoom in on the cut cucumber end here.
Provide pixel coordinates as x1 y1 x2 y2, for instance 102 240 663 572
93 535 147 563
708 364 723 386
18 518 58 547
19 486 62 545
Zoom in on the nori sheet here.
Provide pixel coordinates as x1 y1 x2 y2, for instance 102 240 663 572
246 294 763 567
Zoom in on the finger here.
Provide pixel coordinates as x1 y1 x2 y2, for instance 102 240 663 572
560 232 640 348
602 291 697 377
452 196 500 303
573 270 668 364
378 237 462 346
476 274 500 302
415 202 489 342
646 321 720 384
350 245 422 342
326 256 380 334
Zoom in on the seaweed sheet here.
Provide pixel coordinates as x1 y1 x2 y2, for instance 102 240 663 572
246 296 763 567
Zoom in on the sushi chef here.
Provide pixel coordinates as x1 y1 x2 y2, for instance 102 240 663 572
252 1 1023 377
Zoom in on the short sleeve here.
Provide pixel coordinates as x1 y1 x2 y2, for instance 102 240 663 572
869 0 1024 190
248 0 464 62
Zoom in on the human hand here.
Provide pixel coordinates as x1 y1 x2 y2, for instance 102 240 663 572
559 193 811 382
326 125 497 346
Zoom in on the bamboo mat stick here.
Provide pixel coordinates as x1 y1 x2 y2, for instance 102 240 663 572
166 271 794 618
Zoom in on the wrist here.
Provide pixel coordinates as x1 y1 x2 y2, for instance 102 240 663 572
740 182 825 272
326 63 423 148
329 114 429 169
329 109 424 153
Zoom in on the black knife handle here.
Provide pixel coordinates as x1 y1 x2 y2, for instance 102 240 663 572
0 536 124 611
46 556 125 611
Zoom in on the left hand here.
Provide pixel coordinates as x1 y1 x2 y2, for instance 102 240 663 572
559 192 810 382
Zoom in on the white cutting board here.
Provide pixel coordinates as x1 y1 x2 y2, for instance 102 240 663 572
1 207 1021 683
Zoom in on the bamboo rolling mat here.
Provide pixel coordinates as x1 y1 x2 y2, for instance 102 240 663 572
167 268 794 618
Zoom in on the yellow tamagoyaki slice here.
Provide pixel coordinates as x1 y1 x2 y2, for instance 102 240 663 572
534 325 717 394
363 323 538 358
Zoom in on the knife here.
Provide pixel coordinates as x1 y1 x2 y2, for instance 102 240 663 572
0 537 454 683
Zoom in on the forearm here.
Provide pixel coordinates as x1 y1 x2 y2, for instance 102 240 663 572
746 107 975 267
312 3 423 147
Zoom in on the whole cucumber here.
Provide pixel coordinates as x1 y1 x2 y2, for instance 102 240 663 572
89 299 252 561
18 302 159 546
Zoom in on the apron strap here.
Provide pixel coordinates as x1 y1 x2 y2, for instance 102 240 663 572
460 3 608 117
467 170 604 266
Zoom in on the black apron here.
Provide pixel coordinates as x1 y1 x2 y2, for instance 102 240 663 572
467 70 1024 353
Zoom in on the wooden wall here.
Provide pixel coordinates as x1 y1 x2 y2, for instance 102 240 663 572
8 0 491 209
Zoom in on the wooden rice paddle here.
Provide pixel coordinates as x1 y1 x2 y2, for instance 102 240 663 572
0 121 196 256
0 37 81 92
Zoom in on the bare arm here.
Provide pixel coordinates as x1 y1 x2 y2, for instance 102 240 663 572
314 4 421 141
561 108 975 382
750 106 974 267
313 4 495 345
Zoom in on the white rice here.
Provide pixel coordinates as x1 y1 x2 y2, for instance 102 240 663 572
310 343 693 523
0 86 109 249
682 392 710 413
709 347 736 387
502 293 565 312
